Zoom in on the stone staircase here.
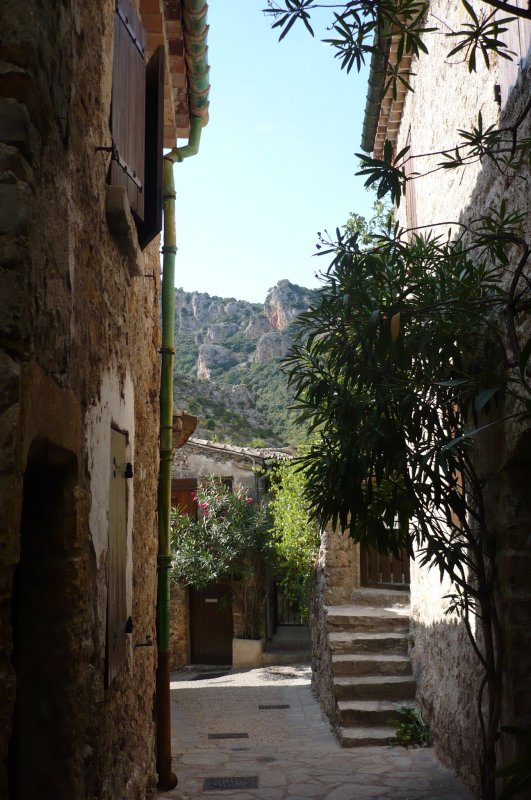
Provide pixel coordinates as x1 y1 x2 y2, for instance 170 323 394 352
262 625 311 666
326 587 415 747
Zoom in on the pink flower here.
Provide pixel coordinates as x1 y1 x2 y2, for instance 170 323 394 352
245 497 254 505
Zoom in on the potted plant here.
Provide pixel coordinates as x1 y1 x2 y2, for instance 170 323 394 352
170 477 271 666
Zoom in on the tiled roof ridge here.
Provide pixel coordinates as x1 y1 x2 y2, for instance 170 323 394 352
188 436 294 461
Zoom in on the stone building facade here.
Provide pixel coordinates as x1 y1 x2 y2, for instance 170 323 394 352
359 1 531 793
0 1 200 797
169 438 291 667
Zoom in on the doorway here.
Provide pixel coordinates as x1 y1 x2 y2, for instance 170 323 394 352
189 583 233 664
8 440 79 797
360 546 410 588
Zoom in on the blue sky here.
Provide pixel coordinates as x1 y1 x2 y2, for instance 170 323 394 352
173 1 374 303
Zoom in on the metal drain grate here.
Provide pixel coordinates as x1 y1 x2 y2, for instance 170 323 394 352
208 732 249 740
203 776 258 791
258 704 290 709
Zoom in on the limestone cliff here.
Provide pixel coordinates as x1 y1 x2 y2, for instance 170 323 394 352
173 280 317 446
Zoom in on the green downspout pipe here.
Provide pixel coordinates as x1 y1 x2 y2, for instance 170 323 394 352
156 155 179 792
156 119 203 788
156 0 208 786
155 116 204 790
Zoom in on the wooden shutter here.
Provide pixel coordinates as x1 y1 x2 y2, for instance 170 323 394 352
110 0 146 221
171 478 198 519
107 429 128 686
360 546 410 587
137 45 165 249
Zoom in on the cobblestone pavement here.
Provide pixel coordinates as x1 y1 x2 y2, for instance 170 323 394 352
160 665 472 800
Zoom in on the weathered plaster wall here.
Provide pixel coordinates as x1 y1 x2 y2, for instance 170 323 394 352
393 3 531 792
173 444 261 497
0 1 160 797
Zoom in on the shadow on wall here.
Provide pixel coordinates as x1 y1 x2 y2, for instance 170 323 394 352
8 438 91 797
411 615 483 797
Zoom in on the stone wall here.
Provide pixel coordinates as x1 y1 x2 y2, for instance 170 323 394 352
392 2 531 791
310 523 360 727
319 524 359 606
0 2 160 797
169 584 190 668
310 535 340 728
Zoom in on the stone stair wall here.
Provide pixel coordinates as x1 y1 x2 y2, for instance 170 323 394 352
310 525 416 746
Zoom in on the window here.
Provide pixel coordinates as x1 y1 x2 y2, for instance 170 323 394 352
110 1 164 249
171 478 198 520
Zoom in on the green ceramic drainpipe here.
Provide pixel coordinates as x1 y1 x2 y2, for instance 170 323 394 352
156 114 203 791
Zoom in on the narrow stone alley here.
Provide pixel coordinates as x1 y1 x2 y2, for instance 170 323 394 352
160 666 471 800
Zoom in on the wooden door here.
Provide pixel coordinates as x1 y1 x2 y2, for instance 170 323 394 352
360 546 410 588
190 583 233 665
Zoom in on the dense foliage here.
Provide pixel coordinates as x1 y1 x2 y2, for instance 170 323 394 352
170 479 271 638
285 213 529 798
268 455 320 619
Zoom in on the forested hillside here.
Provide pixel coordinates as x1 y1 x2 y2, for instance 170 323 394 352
173 280 317 446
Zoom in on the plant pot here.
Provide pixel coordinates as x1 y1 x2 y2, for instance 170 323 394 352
232 636 265 668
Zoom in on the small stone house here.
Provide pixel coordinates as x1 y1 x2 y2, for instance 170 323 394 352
0 1 207 797
169 437 292 667
312 3 530 796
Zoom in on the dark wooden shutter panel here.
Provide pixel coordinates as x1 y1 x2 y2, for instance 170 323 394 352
138 45 165 249
107 429 128 686
171 478 198 519
111 0 146 221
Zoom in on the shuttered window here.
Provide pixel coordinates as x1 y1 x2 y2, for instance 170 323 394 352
110 0 147 222
171 478 198 519
107 428 129 686
137 46 165 249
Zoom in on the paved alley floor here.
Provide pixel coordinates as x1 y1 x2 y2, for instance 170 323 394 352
160 665 472 800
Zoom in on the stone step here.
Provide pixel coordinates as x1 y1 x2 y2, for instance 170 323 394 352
266 625 310 650
351 587 410 608
339 725 398 747
334 674 416 701
326 605 409 634
332 653 412 677
338 699 417 727
261 649 311 666
329 631 409 655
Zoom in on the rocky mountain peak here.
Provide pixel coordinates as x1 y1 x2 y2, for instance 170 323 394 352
264 279 314 330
